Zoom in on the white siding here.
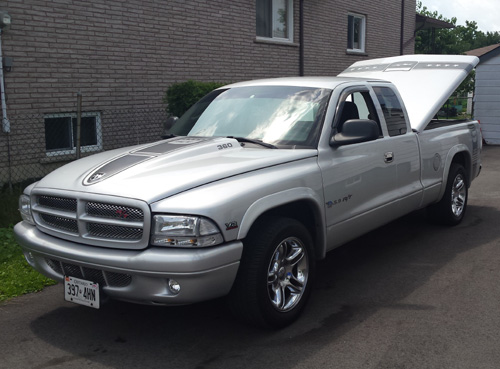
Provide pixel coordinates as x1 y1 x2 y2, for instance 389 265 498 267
474 56 500 144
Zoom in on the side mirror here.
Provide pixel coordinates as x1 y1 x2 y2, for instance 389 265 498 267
330 119 380 147
161 116 179 139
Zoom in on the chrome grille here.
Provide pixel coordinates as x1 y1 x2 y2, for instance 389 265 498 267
88 223 143 240
33 192 150 249
46 258 63 275
39 195 77 212
46 258 132 288
107 272 133 287
63 262 84 279
40 214 78 233
87 202 144 222
82 267 107 286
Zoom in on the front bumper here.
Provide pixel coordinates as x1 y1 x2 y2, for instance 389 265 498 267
14 222 242 305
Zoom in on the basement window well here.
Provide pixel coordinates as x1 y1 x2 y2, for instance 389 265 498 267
44 112 102 156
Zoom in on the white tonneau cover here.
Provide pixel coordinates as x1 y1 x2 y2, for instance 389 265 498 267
339 55 479 132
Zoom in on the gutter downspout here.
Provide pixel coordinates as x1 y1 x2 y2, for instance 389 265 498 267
400 0 405 55
299 0 304 76
0 29 12 191
0 29 9 133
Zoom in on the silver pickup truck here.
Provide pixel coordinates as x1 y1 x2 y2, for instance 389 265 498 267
14 55 482 328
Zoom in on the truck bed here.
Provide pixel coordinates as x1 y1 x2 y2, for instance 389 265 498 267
425 119 474 130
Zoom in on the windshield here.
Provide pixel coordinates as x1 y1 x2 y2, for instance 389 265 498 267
169 86 331 148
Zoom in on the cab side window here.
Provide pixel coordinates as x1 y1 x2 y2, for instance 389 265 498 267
335 91 381 136
372 86 408 136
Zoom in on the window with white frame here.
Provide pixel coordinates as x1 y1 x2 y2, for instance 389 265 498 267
347 13 366 53
44 112 102 155
256 0 293 42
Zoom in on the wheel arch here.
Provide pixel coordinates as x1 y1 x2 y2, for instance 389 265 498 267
438 146 472 200
238 188 327 260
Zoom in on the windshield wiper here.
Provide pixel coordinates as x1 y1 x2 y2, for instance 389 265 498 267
226 136 277 149
161 133 177 139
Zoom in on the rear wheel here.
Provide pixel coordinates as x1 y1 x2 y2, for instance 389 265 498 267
428 163 468 226
229 217 315 328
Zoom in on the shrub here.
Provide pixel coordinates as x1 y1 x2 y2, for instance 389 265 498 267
163 80 226 118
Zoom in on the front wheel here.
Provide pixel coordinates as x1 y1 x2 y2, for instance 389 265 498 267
228 217 315 328
428 163 468 226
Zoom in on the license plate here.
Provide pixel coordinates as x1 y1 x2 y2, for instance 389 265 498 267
64 276 100 309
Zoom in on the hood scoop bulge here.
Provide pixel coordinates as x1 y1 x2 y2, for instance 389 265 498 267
83 137 214 186
84 154 154 185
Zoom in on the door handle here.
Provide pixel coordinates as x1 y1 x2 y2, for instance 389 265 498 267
384 152 394 163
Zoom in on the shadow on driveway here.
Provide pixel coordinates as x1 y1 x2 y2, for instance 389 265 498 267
28 202 498 369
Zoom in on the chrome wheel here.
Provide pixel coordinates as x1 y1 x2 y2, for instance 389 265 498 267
451 173 466 217
427 163 468 226
229 217 314 328
267 236 309 312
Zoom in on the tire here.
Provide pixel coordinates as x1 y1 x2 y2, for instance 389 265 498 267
427 163 468 226
228 216 315 328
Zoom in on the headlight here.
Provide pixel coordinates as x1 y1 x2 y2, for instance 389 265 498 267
151 215 224 247
19 194 35 225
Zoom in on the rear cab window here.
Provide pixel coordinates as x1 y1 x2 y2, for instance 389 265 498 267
372 86 409 137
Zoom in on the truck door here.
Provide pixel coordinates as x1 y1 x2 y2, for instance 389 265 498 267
371 85 422 213
319 87 403 250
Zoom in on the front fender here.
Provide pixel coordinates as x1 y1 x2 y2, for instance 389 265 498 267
150 157 325 247
237 187 327 258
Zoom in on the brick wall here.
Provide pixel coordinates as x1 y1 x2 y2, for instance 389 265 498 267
0 0 415 187
0 0 302 116
0 0 414 116
304 0 416 76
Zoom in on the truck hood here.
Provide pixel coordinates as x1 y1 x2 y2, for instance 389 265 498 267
339 54 479 132
35 137 317 203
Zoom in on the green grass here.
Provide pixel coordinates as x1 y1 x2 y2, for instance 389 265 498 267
0 188 23 228
0 188 57 302
0 227 57 302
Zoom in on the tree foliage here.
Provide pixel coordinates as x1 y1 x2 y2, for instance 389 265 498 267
415 1 500 94
415 1 500 55
164 80 226 118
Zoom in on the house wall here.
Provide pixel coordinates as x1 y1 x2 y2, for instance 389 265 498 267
0 0 415 115
474 57 500 145
0 0 304 117
304 0 415 75
0 0 416 187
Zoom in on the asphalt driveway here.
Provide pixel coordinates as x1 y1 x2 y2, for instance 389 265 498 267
1 145 500 369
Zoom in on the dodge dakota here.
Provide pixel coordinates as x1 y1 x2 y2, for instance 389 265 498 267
14 55 482 327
